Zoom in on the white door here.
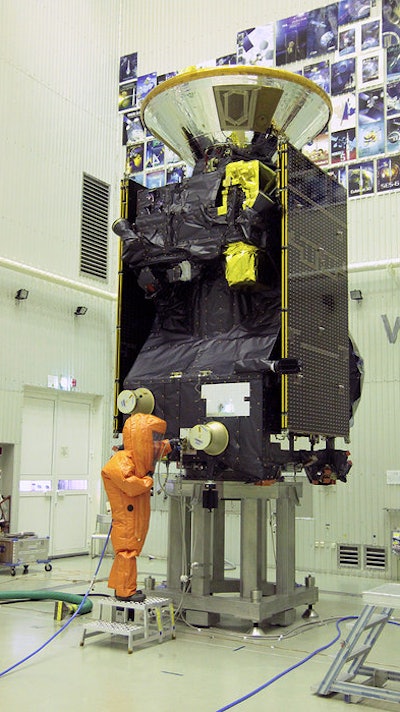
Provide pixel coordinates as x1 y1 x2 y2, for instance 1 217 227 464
18 394 92 556
52 487 88 555
19 397 54 537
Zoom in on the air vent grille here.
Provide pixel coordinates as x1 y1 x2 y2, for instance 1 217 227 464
80 173 110 280
338 544 360 568
364 546 387 570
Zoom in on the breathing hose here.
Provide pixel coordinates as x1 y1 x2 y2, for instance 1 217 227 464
0 522 112 678
0 590 92 614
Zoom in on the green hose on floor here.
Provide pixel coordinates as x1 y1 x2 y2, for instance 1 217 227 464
0 590 93 614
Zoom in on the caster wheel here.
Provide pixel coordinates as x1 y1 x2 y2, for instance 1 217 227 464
11 568 16 576
45 564 52 572
23 565 29 574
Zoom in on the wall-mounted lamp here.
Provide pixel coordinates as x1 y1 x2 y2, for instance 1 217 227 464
350 289 363 301
74 306 88 316
15 289 29 300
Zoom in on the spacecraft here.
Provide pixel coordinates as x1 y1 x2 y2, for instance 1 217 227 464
114 66 362 487
112 66 363 626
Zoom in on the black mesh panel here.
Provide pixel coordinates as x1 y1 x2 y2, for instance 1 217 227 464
286 145 349 437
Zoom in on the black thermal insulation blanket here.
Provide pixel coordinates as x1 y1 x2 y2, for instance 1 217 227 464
120 152 282 480
125 267 281 380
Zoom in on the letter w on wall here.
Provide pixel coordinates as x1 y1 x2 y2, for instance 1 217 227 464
382 314 400 344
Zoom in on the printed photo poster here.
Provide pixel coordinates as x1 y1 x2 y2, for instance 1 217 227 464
146 139 165 169
120 52 138 84
358 86 385 123
358 120 385 156
157 72 178 84
347 160 375 196
122 110 146 146
304 60 330 93
377 154 400 191
392 530 400 556
326 164 347 188
302 132 330 165
339 27 356 55
358 51 383 87
331 92 357 132
331 127 357 162
236 25 274 66
146 170 166 189
361 19 380 50
275 14 308 66
382 0 400 46
164 145 181 164
216 54 237 66
386 116 400 152
331 58 356 94
129 173 145 186
125 144 144 175
387 44 400 81
306 4 338 58
119 82 136 112
386 80 400 115
167 165 187 184
358 88 385 157
136 73 157 106
338 0 371 26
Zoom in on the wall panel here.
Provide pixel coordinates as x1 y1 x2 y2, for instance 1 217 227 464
120 0 325 76
1 0 122 535
1 0 122 280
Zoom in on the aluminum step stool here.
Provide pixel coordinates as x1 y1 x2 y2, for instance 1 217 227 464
315 583 400 704
80 595 175 654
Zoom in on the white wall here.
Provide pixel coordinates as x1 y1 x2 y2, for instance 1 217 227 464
0 0 124 535
120 0 400 579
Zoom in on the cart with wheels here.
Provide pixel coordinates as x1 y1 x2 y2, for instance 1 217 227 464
0 533 51 575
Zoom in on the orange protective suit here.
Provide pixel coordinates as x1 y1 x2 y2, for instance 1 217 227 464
101 412 170 599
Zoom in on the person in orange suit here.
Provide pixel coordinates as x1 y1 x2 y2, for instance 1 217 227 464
101 412 171 601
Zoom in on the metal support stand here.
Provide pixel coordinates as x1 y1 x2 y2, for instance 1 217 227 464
80 596 175 653
315 584 400 704
165 480 317 627
302 604 319 620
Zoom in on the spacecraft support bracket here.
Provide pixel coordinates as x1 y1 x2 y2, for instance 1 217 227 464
165 480 317 626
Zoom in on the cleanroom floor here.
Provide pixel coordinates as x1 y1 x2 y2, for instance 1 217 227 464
0 554 399 712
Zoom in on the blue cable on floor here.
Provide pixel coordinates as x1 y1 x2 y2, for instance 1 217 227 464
215 615 358 712
0 524 112 679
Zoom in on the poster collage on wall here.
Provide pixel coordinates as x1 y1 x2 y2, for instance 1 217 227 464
118 0 400 199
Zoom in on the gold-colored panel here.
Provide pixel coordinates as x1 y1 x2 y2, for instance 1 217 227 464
254 86 284 133
213 85 283 133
